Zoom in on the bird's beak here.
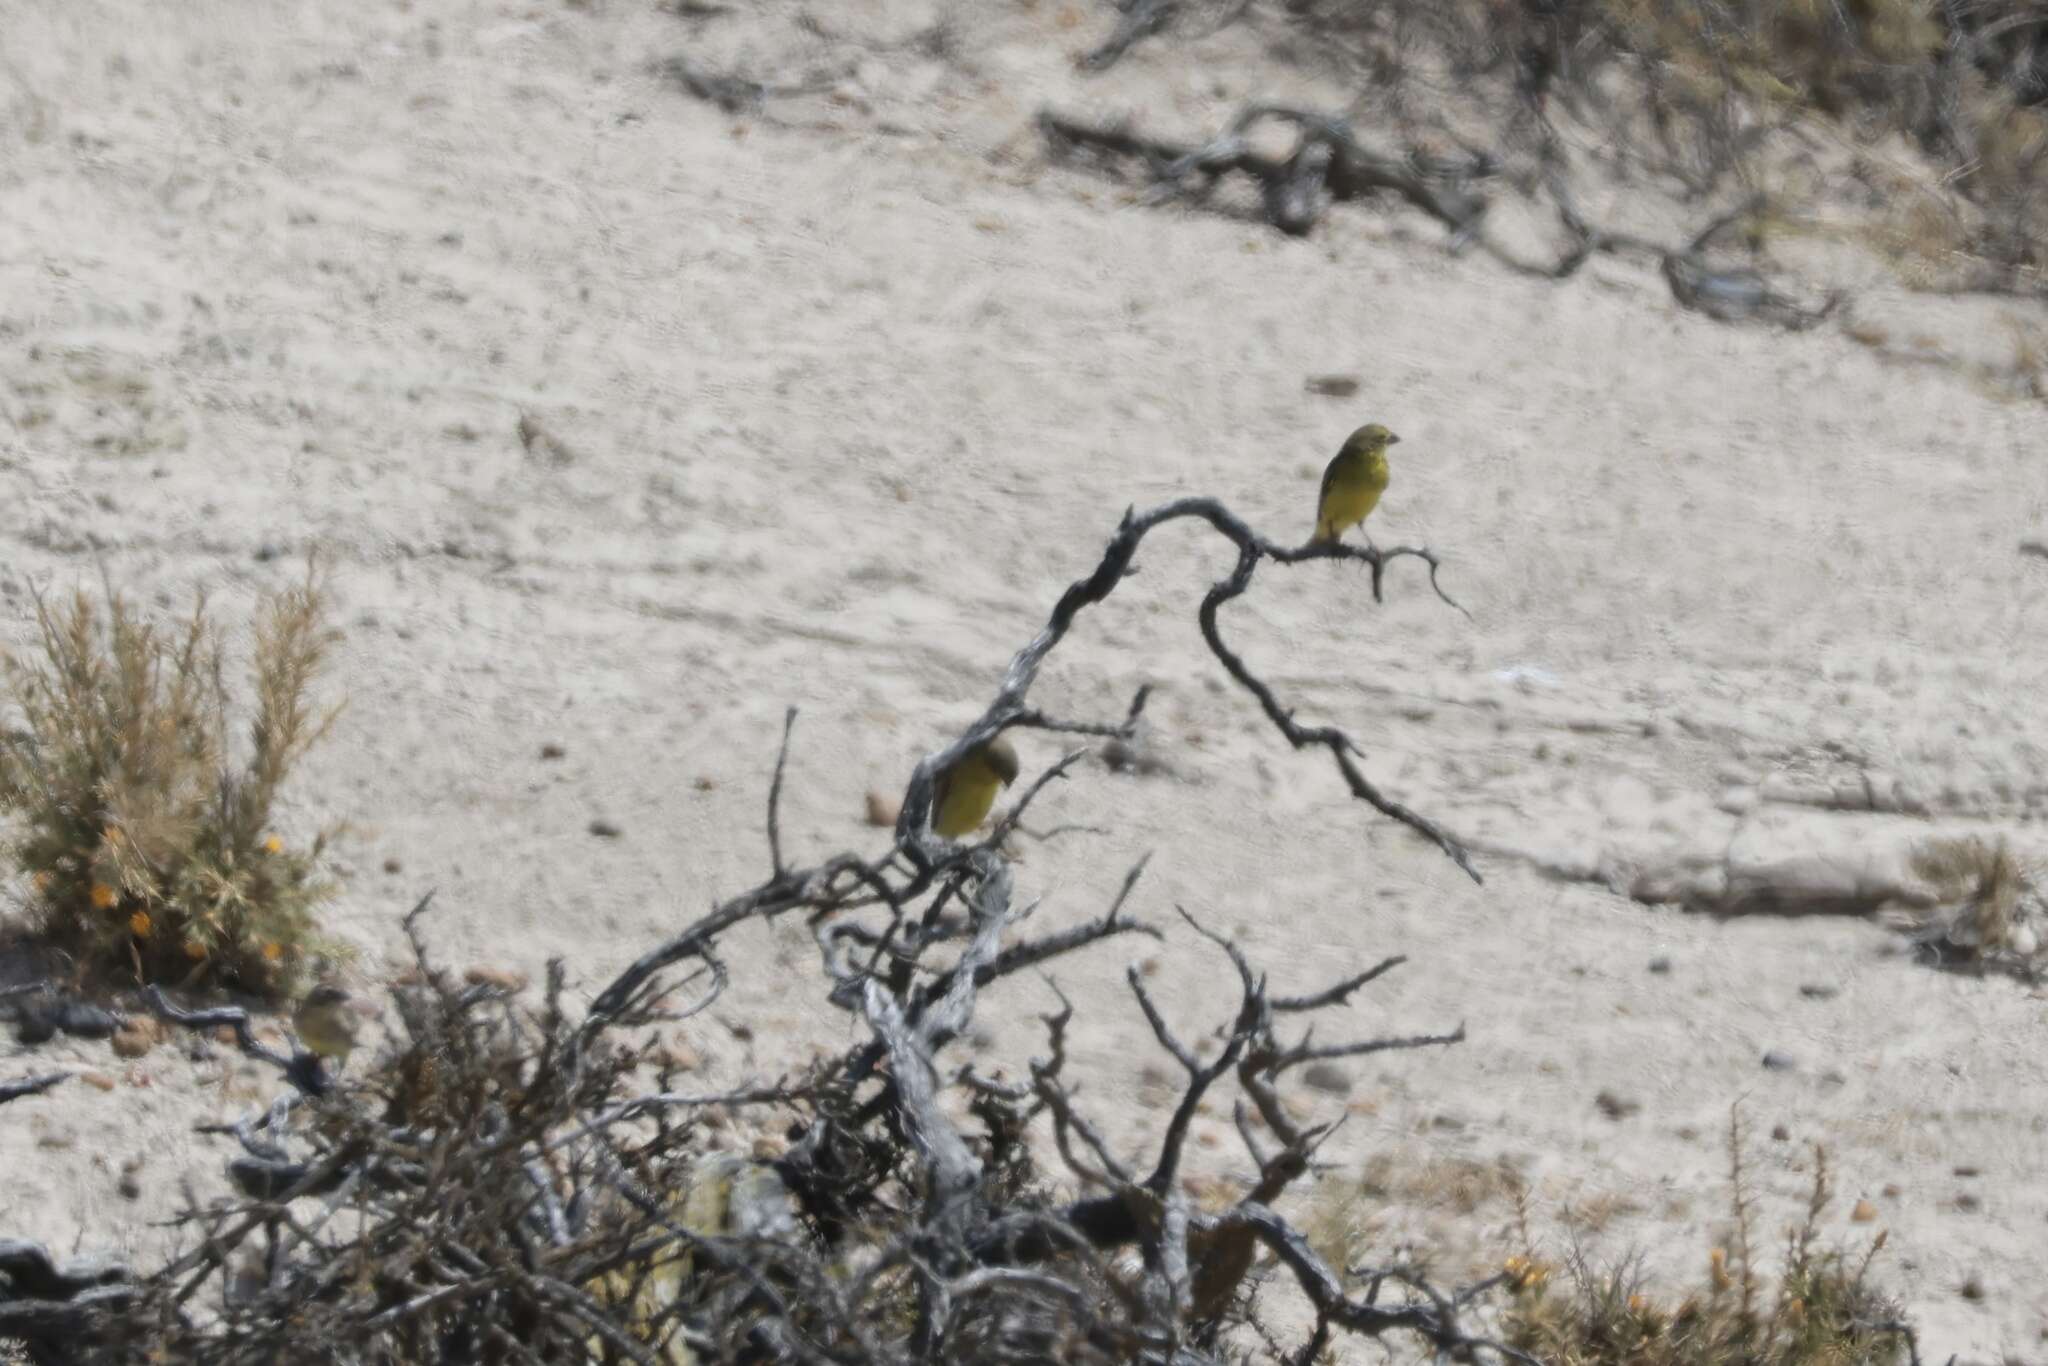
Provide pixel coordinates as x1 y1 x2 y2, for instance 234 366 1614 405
1388 433 1402 445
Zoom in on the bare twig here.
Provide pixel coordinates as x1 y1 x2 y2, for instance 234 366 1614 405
767 706 797 877
0 1071 69 1105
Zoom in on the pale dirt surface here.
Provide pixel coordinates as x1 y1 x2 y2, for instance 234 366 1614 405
3 1 2046 1359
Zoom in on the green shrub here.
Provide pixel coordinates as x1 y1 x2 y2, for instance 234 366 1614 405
0 568 342 998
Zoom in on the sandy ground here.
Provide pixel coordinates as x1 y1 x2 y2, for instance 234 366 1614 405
3 1 2046 1359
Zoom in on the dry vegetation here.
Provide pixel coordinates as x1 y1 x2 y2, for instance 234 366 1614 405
1891 833 2046 972
1041 0 2048 310
1309 1111 1912 1366
0 500 1516 1364
0 567 342 999
1502 1118 1908 1366
0 498 1923 1364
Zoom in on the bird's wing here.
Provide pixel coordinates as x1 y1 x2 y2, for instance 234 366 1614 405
1317 450 1349 508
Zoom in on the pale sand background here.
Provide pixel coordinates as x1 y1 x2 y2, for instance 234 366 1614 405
2 1 2046 1358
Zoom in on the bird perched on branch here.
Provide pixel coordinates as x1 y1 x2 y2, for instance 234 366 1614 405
1311 422 1400 546
293 983 361 1067
931 735 1020 838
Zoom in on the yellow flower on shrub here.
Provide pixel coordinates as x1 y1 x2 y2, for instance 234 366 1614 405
90 882 119 910
263 834 284 855
32 871 52 893
184 940 208 961
262 941 283 962
130 911 152 938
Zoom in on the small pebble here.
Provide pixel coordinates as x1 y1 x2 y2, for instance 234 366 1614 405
383 857 403 874
1851 1198 1879 1222
863 790 898 827
1302 1061 1352 1096
14 1007 57 1046
1799 984 1838 1000
588 818 623 839
539 742 566 760
464 966 529 993
56 1002 122 1039
1304 373 1361 397
1761 1050 1796 1072
78 1071 117 1092
1647 956 1672 975
1770 1123 1790 1141
110 1021 160 1059
1595 1089 1641 1120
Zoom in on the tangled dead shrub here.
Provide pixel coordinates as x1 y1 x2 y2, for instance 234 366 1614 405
0 498 1920 1364
0 566 342 998
0 496 1516 1364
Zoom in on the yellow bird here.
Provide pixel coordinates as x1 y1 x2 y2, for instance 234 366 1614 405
1311 423 1400 546
293 983 361 1066
931 735 1020 838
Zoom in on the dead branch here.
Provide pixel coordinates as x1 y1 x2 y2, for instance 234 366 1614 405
0 1071 69 1105
896 494 1476 881
1040 104 1845 329
1080 0 1182 71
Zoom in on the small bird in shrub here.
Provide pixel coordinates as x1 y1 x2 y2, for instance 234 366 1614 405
931 735 1019 838
293 983 360 1067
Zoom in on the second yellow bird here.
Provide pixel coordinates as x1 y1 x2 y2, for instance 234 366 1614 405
293 983 361 1065
1311 423 1399 545
931 735 1020 837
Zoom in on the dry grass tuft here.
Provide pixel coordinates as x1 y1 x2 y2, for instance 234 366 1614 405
0 565 343 998
1893 834 2045 969
1502 1111 1909 1364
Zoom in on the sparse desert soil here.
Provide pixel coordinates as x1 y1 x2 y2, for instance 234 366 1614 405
3 1 2046 1359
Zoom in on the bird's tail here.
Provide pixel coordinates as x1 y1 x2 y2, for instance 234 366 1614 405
1310 516 1337 546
